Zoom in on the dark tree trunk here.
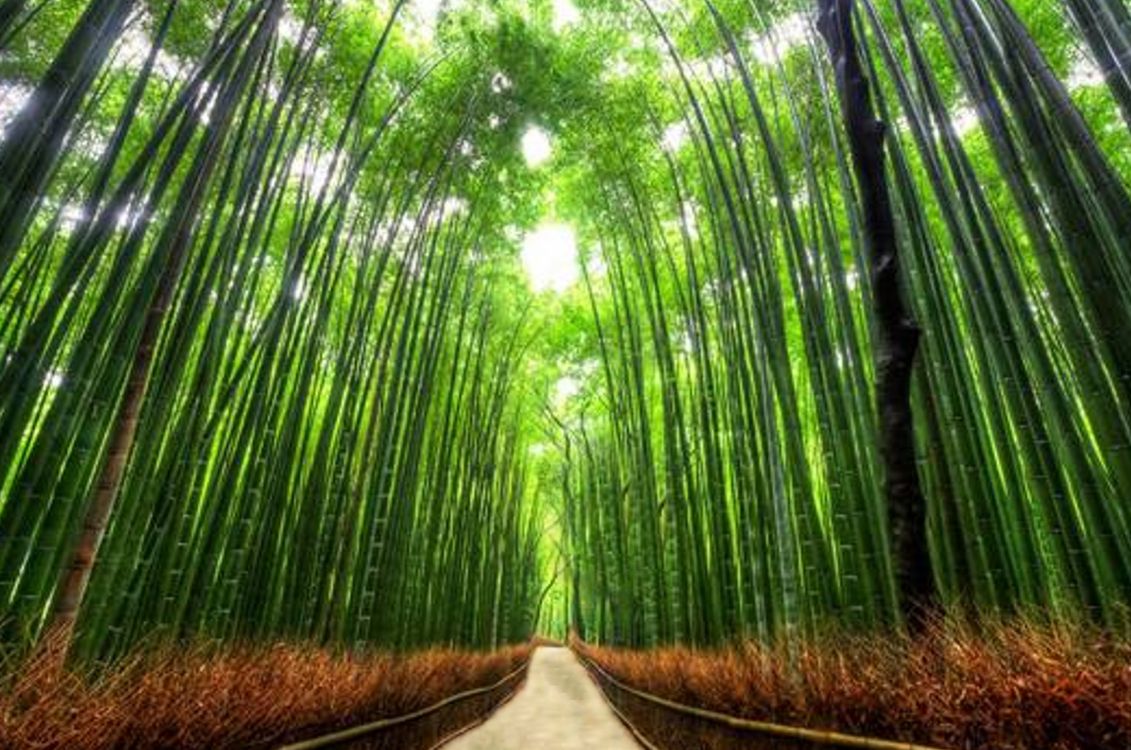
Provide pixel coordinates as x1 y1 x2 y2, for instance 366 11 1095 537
47 0 282 658
0 0 27 44
571 568 586 641
0 0 135 275
816 0 936 631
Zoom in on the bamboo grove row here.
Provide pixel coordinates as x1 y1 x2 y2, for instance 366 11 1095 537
3 0 1131 660
0 0 547 659
557 0 1131 647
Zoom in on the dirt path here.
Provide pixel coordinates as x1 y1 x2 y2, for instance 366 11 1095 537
445 646 640 749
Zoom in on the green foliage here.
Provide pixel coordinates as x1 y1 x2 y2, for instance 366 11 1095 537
1 0 1130 660
550 0 1131 647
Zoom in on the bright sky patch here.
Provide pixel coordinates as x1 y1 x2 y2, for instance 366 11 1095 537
521 223 578 293
553 375 581 407
552 0 581 32
662 122 688 152
521 126 553 167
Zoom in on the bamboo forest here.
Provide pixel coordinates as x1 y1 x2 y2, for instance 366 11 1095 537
1 0 1130 747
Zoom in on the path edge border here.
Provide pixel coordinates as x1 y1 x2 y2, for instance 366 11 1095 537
573 647 948 750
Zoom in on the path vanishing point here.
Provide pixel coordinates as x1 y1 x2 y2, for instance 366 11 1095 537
446 647 640 750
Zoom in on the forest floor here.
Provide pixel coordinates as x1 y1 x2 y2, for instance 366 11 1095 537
445 646 639 750
576 620 1131 750
0 637 532 749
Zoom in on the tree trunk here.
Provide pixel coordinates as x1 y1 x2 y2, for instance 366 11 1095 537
48 282 165 643
816 0 936 631
0 0 27 44
47 0 282 658
0 0 135 276
571 568 587 641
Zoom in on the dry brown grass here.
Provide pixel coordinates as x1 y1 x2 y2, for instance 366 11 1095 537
576 619 1131 749
0 633 532 749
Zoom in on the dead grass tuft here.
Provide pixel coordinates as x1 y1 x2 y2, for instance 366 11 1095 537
0 633 531 749
576 619 1131 749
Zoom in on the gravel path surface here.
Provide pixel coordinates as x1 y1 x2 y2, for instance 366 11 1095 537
445 647 640 749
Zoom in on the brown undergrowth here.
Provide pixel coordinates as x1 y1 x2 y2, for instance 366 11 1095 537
0 634 531 749
575 620 1131 750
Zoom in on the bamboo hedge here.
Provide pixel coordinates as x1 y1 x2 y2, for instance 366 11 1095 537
554 0 1131 647
0 0 548 659
1 0 1130 662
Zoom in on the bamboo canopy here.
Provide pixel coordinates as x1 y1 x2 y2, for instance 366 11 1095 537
0 0 1129 662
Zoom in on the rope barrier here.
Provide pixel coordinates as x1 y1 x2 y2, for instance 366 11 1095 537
278 657 531 750
425 671 528 750
575 651 949 750
577 654 662 750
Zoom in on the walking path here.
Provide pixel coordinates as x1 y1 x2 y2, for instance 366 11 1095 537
445 646 640 749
